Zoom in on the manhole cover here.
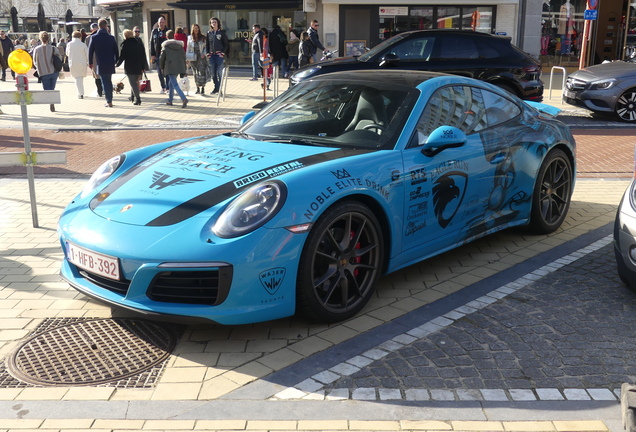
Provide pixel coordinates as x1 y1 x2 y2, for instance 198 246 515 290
6 318 178 386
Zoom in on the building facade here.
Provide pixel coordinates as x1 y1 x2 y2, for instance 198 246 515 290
93 0 635 69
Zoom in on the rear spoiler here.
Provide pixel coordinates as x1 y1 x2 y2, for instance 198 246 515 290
524 101 561 118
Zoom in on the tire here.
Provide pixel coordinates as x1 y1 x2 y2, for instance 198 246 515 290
296 201 384 323
528 149 573 234
615 89 636 123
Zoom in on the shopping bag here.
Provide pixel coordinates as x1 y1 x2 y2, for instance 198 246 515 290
138 73 151 92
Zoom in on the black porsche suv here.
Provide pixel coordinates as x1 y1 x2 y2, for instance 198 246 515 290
291 29 543 101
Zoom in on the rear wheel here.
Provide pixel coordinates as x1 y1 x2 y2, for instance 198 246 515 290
615 89 636 122
297 201 383 323
528 149 573 234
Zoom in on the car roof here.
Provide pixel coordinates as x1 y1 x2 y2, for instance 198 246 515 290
398 29 511 40
308 69 446 87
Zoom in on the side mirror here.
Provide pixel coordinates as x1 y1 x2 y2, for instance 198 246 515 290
379 53 399 67
421 126 467 157
240 111 256 125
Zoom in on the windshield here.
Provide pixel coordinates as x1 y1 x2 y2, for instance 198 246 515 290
357 32 410 62
238 79 418 150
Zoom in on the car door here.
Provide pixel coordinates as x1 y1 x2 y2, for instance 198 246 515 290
428 34 487 79
377 34 435 71
400 84 495 255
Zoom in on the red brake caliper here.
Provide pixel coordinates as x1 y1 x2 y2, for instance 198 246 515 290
351 231 361 276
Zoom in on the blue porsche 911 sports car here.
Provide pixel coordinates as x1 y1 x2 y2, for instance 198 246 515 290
58 70 576 325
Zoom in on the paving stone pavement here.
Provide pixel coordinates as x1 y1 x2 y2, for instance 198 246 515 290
294 240 636 401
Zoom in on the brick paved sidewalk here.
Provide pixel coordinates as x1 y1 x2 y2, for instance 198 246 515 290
1 128 633 178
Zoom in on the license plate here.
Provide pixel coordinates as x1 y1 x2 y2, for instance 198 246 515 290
66 242 121 280
563 89 575 99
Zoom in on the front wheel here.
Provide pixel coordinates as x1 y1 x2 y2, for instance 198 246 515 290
528 149 573 234
615 89 636 122
296 201 384 323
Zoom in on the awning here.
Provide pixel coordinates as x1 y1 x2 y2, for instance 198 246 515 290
96 1 141 11
167 1 302 10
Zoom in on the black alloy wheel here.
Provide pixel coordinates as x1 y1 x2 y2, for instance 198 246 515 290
529 149 573 234
297 201 383 323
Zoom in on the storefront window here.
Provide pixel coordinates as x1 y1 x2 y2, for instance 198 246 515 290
437 7 460 29
114 7 143 44
409 7 434 31
463 7 493 32
380 6 494 42
540 0 585 65
188 9 305 66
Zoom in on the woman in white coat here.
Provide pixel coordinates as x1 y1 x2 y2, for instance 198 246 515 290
66 30 89 99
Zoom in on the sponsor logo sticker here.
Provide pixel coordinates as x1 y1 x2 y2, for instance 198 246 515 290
259 267 286 295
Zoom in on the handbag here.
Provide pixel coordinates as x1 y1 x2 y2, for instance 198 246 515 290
138 72 151 92
185 50 196 62
52 50 63 72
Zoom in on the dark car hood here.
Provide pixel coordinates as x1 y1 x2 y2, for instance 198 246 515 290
573 61 636 80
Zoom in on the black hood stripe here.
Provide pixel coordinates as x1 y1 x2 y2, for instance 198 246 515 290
146 148 375 227
90 137 213 211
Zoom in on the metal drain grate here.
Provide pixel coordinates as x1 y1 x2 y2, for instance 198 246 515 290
5 318 179 387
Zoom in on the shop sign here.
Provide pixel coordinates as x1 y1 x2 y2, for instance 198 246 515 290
304 0 316 13
380 7 408 16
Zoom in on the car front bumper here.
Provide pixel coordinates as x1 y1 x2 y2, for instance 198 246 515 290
58 210 306 325
562 87 617 113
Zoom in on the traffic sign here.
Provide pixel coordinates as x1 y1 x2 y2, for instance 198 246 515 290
584 9 598 20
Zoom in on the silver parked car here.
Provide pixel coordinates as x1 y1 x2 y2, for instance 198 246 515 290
563 58 636 122
615 176 636 288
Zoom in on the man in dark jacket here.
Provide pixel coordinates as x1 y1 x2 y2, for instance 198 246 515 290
269 25 289 78
307 20 325 63
0 30 14 81
85 22 103 97
250 24 263 81
206 17 229 94
88 19 119 107
150 16 170 93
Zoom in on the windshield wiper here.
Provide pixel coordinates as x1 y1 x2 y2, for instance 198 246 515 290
263 137 332 147
230 131 256 140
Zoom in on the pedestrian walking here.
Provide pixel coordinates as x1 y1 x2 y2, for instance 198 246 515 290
88 18 119 107
307 20 325 63
206 17 229 94
250 24 264 81
150 16 170 94
299 31 312 68
269 25 289 78
160 29 188 108
286 30 299 74
32 31 62 112
0 30 15 81
175 27 188 51
116 28 148 106
187 23 209 94
66 30 89 99
86 23 103 97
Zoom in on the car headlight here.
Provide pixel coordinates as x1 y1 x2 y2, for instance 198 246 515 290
213 181 287 238
292 66 322 82
81 154 125 198
588 78 617 90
